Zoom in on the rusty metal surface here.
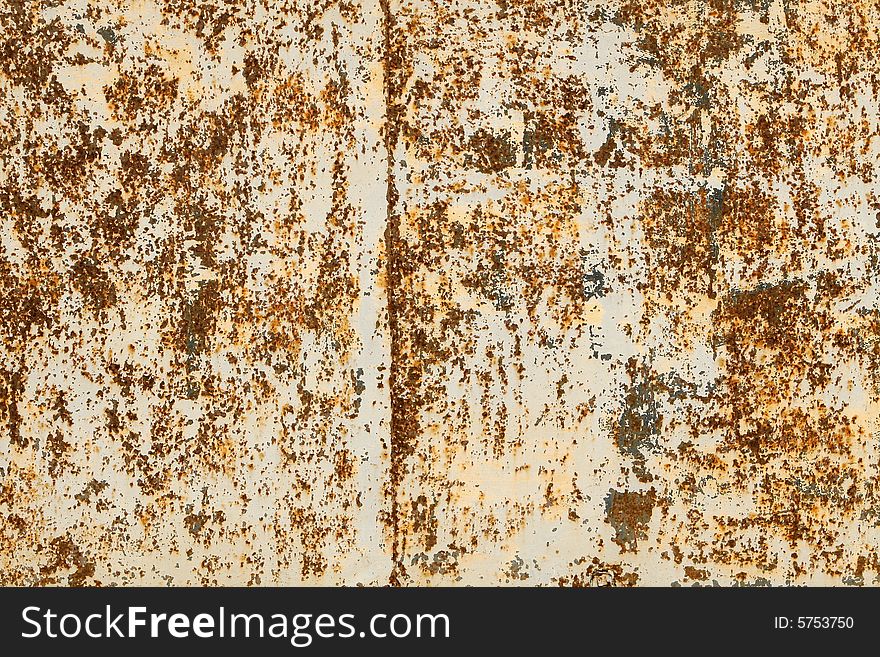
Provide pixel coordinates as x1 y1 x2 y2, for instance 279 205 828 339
2 0 880 586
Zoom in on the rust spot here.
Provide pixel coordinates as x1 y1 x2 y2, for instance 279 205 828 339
37 536 97 587
605 489 656 552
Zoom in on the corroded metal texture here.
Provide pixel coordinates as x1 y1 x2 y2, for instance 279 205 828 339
2 0 880 586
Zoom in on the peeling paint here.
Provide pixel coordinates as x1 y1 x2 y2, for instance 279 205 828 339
2 0 880 587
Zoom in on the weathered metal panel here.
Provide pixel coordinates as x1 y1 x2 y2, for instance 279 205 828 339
2 0 880 586
0 0 389 585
